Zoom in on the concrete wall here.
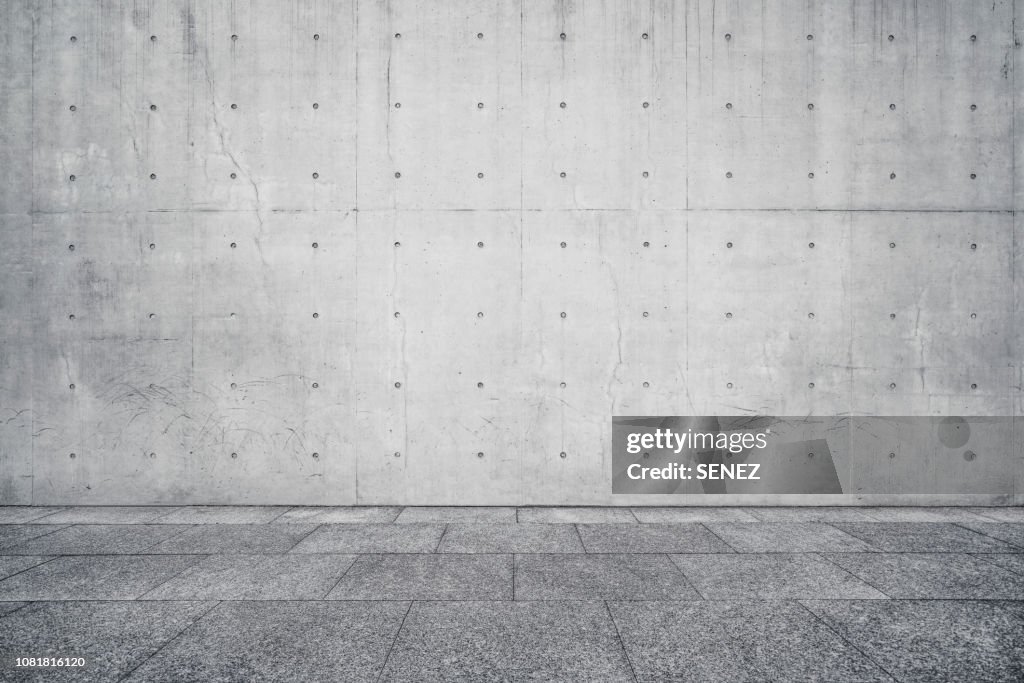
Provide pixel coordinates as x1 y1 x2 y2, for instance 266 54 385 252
0 0 1021 505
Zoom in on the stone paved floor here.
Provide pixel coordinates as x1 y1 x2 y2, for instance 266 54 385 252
0 506 1023 682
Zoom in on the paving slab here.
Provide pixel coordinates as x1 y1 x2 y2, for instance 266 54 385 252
631 507 759 523
152 506 288 524
141 554 357 600
378 601 634 683
964 507 1024 522
395 507 516 523
956 523 1024 550
5 524 192 555
515 553 699 601
0 507 66 524
518 507 637 523
973 553 1024 575
823 552 1024 599
146 524 318 554
670 553 886 600
705 523 874 552
577 523 734 554
0 601 27 616
610 600 891 682
803 599 1024 682
123 601 409 683
859 507 994 523
274 506 402 523
746 507 878 523
0 524 67 550
0 555 205 600
290 524 445 553
328 553 512 600
438 523 584 553
0 601 213 683
0 556 54 581
832 522 1020 553
32 507 178 524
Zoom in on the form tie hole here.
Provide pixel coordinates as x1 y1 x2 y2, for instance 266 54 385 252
477 452 484 458
560 452 567 458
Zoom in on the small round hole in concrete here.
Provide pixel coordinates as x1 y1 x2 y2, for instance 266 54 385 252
890 172 896 179
394 102 401 108
726 241 733 248
643 241 650 247
313 33 320 40
726 171 733 178
149 243 155 250
477 33 484 39
725 102 732 109
642 171 649 178
477 452 484 458
70 36 77 42
970 104 977 111
150 104 157 111
971 313 977 319
725 312 733 318
394 312 400 318
231 34 238 41
808 382 815 388
963 450 976 461
807 34 813 40
150 173 156 180
970 34 977 42
725 33 731 40
970 243 977 250
889 383 897 390
971 383 978 390
312 382 319 389
231 103 237 109
560 312 567 318
230 173 237 179
394 451 401 458
69 175 76 182
312 242 319 248
808 312 815 319
807 103 814 110
230 242 237 249
312 172 319 179
313 312 319 318
70 452 76 458
559 101 566 108
890 313 896 319
394 33 401 39
888 34 894 41
68 244 75 251
642 101 650 108
808 242 815 248
560 172 566 178
477 312 484 318
313 103 319 109
477 241 484 248
889 452 896 458
477 102 484 109
808 172 814 179
560 451 567 458
477 382 484 388
643 381 650 388
560 382 566 388
477 172 484 178
889 242 896 248
394 172 401 178
560 241 567 248
727 382 733 389
643 312 649 317
560 32 566 40
970 173 976 179
70 105 76 111
642 33 649 39
394 382 401 388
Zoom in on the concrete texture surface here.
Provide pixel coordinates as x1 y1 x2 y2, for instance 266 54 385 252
0 0 1022 506
0 506 1021 681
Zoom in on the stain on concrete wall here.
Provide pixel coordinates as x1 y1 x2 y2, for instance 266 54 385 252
0 0 1021 504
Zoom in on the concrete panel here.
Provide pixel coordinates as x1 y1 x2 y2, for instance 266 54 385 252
357 0 522 211
522 1 688 210
1 0 1021 504
0 0 33 215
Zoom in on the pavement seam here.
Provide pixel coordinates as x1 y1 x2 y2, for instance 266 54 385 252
665 553 710 600
434 523 449 552
603 600 639 683
374 600 414 683
134 554 213 600
814 552 894 599
951 521 1024 550
320 553 361 599
0 555 63 585
282 523 324 553
793 600 900 682
116 599 223 682
572 523 588 552
697 522 742 552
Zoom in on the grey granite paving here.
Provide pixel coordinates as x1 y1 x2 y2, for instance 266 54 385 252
123 601 409 682
0 555 205 600
151 505 287 524
0 524 67 550
832 522 1021 553
0 601 213 682
965 507 1024 522
328 553 512 600
140 553 357 600
518 506 637 523
705 522 874 552
515 553 700 600
956 522 1024 550
439 523 585 553
610 600 892 682
670 553 887 599
0 556 54 581
0 506 1020 681
146 523 318 554
0 507 66 524
822 552 1024 599
577 523 734 553
974 553 1024 575
378 601 634 682
803 599 1024 682
4 524 191 555
633 507 759 523
274 506 402 523
395 506 516 523
746 507 878 523
290 523 445 553
859 506 994 523
31 507 178 524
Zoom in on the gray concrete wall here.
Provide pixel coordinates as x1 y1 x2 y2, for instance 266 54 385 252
0 0 1021 505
